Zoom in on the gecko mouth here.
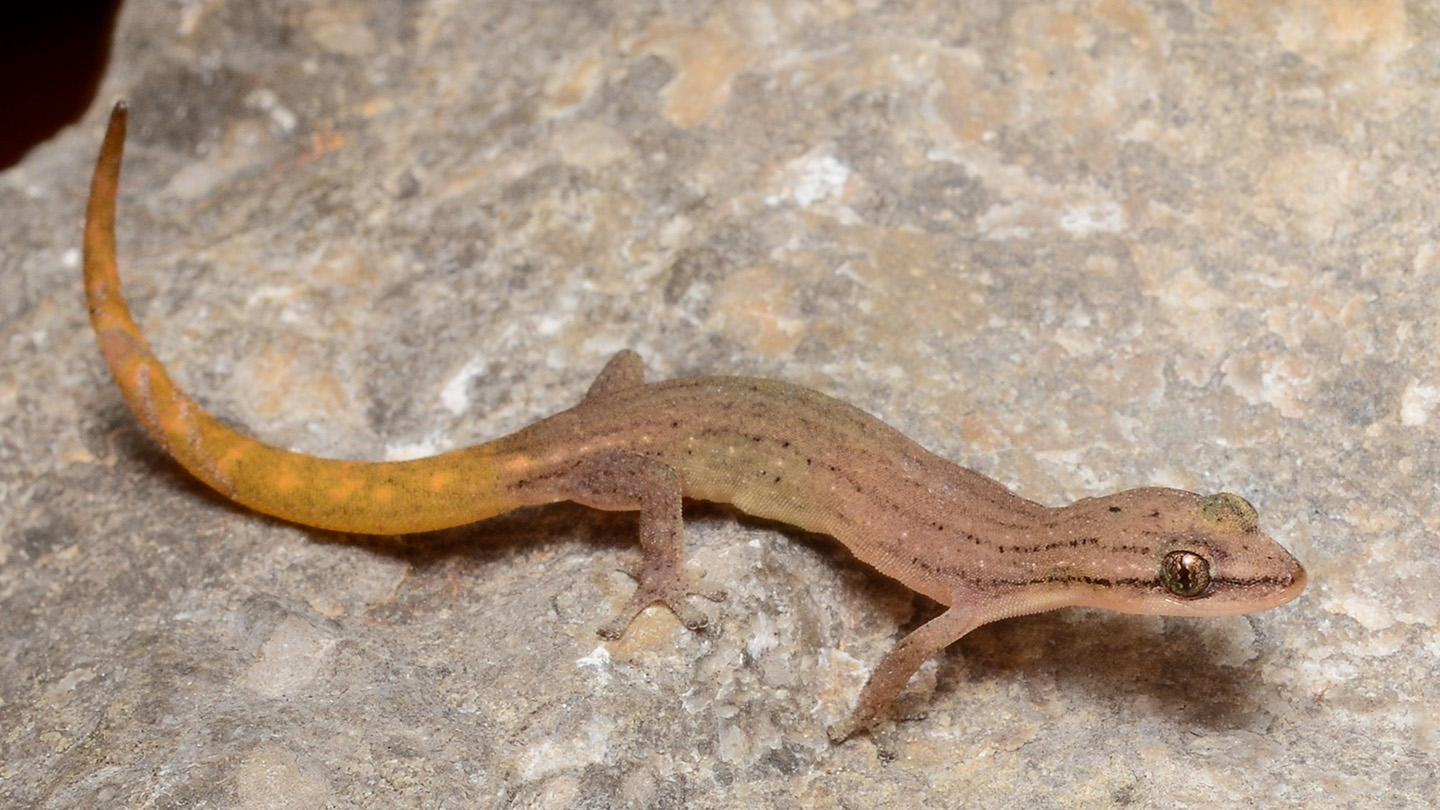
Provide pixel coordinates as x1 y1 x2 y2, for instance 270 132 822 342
1190 556 1307 616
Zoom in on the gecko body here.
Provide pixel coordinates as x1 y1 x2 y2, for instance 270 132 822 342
83 103 1306 741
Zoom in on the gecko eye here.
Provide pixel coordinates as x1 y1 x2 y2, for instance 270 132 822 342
1161 550 1212 598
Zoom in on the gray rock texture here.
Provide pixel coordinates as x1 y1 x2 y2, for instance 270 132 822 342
1 0 1434 807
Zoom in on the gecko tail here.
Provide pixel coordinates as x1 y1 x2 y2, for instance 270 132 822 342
83 102 507 534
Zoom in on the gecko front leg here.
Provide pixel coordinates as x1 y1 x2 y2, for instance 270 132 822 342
828 599 983 742
559 451 727 639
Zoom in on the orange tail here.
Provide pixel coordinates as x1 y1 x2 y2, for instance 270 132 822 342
83 102 507 534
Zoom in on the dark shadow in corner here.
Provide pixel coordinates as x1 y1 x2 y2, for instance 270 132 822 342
0 1 124 170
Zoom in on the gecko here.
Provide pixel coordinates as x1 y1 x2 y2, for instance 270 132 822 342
82 102 1306 742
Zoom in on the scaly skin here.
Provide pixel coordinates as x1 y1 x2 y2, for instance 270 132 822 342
83 102 1306 741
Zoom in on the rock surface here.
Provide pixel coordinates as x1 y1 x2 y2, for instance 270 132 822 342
1 1 1434 807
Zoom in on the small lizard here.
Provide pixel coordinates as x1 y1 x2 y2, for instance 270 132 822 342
83 102 1306 741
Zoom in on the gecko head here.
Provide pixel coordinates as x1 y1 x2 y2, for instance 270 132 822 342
1070 489 1306 618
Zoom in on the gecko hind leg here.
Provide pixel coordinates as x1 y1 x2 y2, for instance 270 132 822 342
560 451 727 639
827 602 981 743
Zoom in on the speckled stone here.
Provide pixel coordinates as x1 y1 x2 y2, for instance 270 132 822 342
1 0 1435 807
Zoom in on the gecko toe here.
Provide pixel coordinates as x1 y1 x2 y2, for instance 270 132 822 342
597 589 714 637
670 600 711 632
695 578 727 603
597 565 723 638
596 597 646 639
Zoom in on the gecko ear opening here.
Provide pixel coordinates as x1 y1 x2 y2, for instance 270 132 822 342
1198 492 1259 532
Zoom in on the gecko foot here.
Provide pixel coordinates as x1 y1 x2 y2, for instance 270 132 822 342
597 562 727 639
826 701 931 742
558 450 727 639
826 702 932 743
826 700 887 743
827 601 980 743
